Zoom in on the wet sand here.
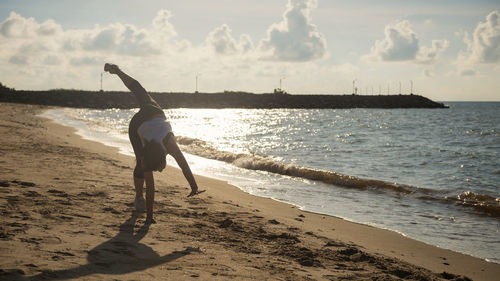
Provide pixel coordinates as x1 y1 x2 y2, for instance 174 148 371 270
1 103 498 280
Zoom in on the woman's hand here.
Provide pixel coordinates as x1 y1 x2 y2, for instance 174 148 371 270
188 189 206 197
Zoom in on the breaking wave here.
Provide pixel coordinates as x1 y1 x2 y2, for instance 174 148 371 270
450 191 500 217
176 136 500 217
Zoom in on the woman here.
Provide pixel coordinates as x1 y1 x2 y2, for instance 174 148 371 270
104 63 204 224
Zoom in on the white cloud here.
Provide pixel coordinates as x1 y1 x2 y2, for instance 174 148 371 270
82 26 118 50
68 9 177 56
0 12 164 60
37 19 62 36
78 23 160 56
0 10 183 91
8 55 28 65
454 11 500 76
205 24 255 55
206 24 239 55
366 20 419 61
0 3 331 92
422 69 433 77
365 20 448 63
69 56 102 66
152 10 177 39
239 34 254 53
467 10 500 63
0 9 181 68
0 10 260 91
259 0 326 61
0 11 62 38
460 69 476 76
43 55 61 65
0 12 64 70
417 39 449 64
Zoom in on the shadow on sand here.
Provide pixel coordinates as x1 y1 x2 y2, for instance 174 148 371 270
24 212 200 280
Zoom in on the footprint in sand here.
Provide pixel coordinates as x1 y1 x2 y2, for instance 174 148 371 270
11 180 36 187
58 215 74 221
48 189 69 197
102 207 121 214
20 237 42 245
268 219 280 225
54 199 72 206
78 191 107 197
219 218 234 228
7 195 20 205
23 190 42 197
41 236 62 244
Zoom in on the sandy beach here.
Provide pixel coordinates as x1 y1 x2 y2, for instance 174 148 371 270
1 102 499 280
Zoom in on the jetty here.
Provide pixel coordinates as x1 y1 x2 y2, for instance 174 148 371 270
0 85 447 109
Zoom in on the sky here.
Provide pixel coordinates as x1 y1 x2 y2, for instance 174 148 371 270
0 0 499 101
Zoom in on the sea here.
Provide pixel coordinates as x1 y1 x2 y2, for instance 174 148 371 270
41 102 500 263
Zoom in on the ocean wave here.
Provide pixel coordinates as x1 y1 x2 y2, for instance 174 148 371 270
176 136 500 217
448 191 500 217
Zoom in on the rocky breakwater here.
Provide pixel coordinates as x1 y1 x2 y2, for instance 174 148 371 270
0 86 448 109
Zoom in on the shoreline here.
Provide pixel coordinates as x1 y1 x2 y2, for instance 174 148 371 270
43 106 500 263
1 103 499 280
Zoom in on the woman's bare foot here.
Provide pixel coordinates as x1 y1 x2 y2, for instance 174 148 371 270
145 216 156 224
104 63 119 74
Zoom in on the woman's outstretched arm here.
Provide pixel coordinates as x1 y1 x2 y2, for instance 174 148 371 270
165 137 205 197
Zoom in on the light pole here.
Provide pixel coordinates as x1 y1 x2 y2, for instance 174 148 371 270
100 72 103 92
410 80 413 94
195 74 201 93
352 79 357 94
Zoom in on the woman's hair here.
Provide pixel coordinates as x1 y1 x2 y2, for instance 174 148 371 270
143 140 166 171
